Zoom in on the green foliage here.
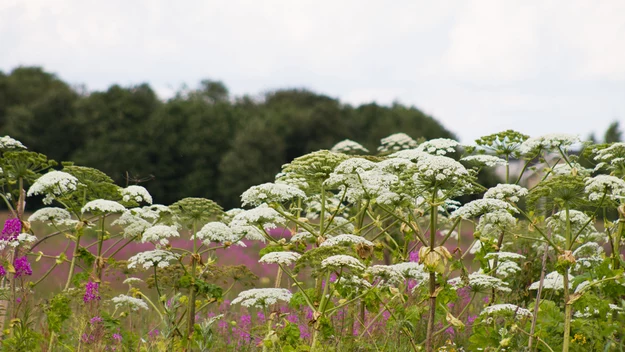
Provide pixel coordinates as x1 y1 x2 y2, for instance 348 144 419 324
45 293 71 334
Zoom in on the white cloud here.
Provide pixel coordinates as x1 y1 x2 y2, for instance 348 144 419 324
0 0 623 142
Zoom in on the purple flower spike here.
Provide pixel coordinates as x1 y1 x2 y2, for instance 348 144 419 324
13 256 32 278
1 218 21 241
84 281 100 303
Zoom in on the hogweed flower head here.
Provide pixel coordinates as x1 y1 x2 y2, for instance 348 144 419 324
121 185 153 205
483 184 528 203
197 222 240 245
518 133 580 156
584 175 625 202
259 251 301 266
378 133 418 153
231 288 292 308
321 255 365 271
529 271 572 291
127 249 179 270
27 171 79 204
451 199 517 219
480 304 532 319
111 294 149 311
331 139 369 154
141 225 180 246
241 182 306 207
28 207 77 226
0 136 27 150
81 199 126 214
448 272 511 293
461 155 508 167
416 138 459 156
319 234 374 248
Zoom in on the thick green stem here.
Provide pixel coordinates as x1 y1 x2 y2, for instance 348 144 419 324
425 199 438 352
613 214 624 270
95 216 105 281
562 207 572 352
187 222 198 341
63 226 84 291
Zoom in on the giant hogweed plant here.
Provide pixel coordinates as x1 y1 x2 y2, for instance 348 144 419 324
0 132 621 351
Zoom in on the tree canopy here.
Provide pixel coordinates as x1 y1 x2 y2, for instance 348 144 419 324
0 66 456 208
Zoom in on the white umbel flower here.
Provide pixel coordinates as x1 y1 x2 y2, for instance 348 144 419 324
484 252 526 261
584 175 625 202
378 133 418 153
547 210 596 238
529 271 572 290
197 222 240 245
121 185 153 204
81 199 126 214
290 231 315 242
321 255 365 271
28 207 77 226
483 184 528 203
320 234 374 248
230 204 286 228
0 136 27 149
518 133 580 155
241 182 306 207
112 210 152 238
27 171 79 204
122 277 143 285
141 225 180 246
594 142 625 172
366 265 405 286
390 262 428 281
111 294 149 311
461 155 508 167
389 149 430 162
231 288 292 308
451 199 517 219
416 138 459 156
448 272 511 293
480 304 532 318
127 249 180 270
331 139 369 154
259 252 301 266
415 154 468 184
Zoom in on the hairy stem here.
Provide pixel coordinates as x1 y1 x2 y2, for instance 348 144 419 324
425 199 438 352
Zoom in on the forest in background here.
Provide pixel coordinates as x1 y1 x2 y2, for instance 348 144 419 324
0 67 457 208
1 66 621 208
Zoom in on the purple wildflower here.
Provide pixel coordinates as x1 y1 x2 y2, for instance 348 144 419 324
13 256 32 277
84 281 100 303
409 251 419 263
148 329 159 338
112 333 122 342
90 316 102 325
0 265 6 277
1 218 21 241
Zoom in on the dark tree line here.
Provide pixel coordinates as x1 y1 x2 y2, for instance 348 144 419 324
0 66 456 208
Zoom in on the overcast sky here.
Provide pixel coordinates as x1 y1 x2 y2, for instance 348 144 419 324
1 0 624 143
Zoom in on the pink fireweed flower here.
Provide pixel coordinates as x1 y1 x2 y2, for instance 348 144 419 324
84 281 100 303
1 218 21 241
13 256 32 277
